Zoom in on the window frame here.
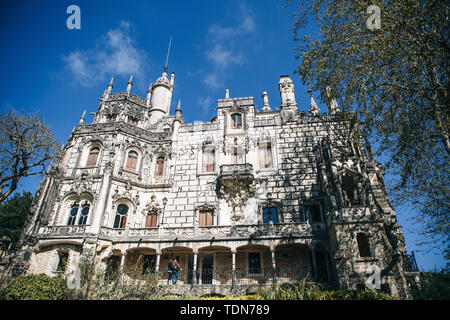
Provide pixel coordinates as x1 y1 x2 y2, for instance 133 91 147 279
198 208 214 226
154 155 165 177
258 142 273 169
86 147 100 168
125 150 139 173
262 206 278 224
202 148 216 173
356 232 372 258
113 203 129 229
231 113 243 128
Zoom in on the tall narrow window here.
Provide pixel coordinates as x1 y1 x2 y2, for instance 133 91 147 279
155 156 165 177
202 148 215 172
248 252 261 274
262 207 278 224
56 251 69 273
86 147 100 167
125 151 138 172
232 139 244 164
78 205 90 225
258 143 273 168
145 210 158 228
113 204 128 229
67 205 78 225
231 113 242 128
199 209 214 226
356 233 372 257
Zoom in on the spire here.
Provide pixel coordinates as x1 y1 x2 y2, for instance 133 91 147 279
164 35 172 73
78 110 86 124
175 99 182 118
326 85 340 114
126 75 133 95
104 77 114 99
261 90 271 111
308 88 320 116
225 88 230 99
146 84 152 107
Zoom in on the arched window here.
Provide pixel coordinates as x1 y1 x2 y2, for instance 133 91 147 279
78 205 90 225
231 113 242 128
86 147 100 167
356 233 372 257
113 204 128 229
155 156 165 177
67 205 78 225
125 150 139 172
258 143 273 169
145 210 158 228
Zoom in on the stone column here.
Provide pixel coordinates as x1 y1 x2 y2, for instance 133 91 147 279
155 250 161 274
271 247 277 284
231 248 237 286
90 162 113 233
310 246 318 281
193 250 198 285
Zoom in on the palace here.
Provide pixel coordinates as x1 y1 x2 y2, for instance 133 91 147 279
7 68 414 298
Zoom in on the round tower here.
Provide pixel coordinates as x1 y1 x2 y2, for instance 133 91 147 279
149 69 174 125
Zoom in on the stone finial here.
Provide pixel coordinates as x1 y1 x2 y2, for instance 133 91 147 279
146 84 152 107
126 75 133 94
105 77 114 98
170 72 175 86
326 85 340 114
261 91 271 112
175 100 182 117
225 88 230 99
308 88 320 116
78 110 86 124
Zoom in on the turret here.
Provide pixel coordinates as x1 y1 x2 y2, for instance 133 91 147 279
148 70 174 125
278 75 297 108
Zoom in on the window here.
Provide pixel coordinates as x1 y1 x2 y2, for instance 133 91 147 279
202 148 215 172
356 233 371 257
199 209 214 226
145 210 158 228
258 143 273 169
105 255 120 280
155 156 165 177
113 204 128 229
231 113 242 128
248 252 261 274
262 207 278 224
305 205 322 223
232 138 244 164
125 151 138 172
67 206 78 225
78 205 90 225
86 147 100 167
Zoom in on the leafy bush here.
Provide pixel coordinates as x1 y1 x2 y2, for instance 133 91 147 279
409 270 450 300
255 279 396 300
0 274 73 300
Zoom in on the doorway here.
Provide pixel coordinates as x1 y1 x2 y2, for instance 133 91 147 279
201 254 214 284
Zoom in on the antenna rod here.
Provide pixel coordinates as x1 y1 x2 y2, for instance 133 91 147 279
164 35 172 73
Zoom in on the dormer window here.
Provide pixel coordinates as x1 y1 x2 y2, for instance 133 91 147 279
231 113 242 128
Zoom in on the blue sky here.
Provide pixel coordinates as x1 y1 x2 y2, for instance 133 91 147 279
0 0 445 270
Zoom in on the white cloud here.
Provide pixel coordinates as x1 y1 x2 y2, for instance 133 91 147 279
202 73 223 89
197 96 213 114
205 11 256 70
63 21 147 87
205 45 243 70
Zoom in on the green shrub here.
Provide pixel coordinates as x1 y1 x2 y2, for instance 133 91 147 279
0 274 73 300
409 270 450 300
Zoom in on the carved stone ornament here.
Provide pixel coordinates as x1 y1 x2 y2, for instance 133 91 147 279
143 195 161 214
103 102 121 118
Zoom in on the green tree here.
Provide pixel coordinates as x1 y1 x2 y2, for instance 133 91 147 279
0 191 33 255
289 0 449 258
0 110 61 203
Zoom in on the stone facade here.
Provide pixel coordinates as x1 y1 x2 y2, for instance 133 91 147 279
5 70 411 298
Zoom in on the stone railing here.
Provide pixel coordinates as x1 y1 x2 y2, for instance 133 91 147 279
98 222 315 241
219 163 253 176
38 225 87 237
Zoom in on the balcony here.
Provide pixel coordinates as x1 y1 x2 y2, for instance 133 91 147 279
98 222 315 242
